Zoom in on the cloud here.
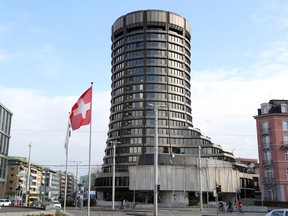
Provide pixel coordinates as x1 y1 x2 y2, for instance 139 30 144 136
250 0 288 29
191 35 288 159
0 87 110 175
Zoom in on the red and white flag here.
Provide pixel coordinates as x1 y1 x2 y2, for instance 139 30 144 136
69 87 92 130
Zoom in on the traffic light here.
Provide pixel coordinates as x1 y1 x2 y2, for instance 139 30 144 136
216 184 222 193
157 184 161 192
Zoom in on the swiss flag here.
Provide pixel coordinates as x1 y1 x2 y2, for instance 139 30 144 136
69 87 92 130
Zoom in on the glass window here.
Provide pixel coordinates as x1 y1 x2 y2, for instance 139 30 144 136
284 135 288 145
285 151 288 161
271 211 284 216
146 50 166 56
263 135 270 148
283 121 288 131
281 104 288 113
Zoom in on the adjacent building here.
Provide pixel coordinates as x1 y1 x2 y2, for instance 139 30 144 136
42 168 60 201
58 172 75 200
254 99 288 201
0 103 13 198
95 9 259 205
6 157 66 203
6 156 43 203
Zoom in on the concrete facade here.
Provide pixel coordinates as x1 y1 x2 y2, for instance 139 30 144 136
0 103 13 198
95 9 260 205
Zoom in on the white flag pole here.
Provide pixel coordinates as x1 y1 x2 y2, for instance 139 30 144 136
64 115 71 212
87 82 93 216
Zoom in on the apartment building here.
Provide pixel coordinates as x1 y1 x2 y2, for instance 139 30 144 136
254 99 288 201
6 157 42 202
58 172 75 199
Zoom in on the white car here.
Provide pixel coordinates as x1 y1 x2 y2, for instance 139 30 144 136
51 200 61 208
265 209 288 216
0 199 11 206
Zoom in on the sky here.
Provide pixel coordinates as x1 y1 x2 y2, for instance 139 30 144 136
1 0 288 176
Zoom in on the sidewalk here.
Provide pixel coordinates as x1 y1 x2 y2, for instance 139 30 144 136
65 207 267 216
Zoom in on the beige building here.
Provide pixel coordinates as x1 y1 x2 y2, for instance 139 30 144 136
58 172 75 199
6 157 43 202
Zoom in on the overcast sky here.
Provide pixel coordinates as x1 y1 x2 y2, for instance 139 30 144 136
1 0 288 176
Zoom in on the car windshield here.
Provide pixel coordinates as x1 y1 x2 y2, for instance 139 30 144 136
53 201 60 204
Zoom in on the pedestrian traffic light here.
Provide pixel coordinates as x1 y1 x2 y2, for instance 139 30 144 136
216 184 222 193
157 184 161 192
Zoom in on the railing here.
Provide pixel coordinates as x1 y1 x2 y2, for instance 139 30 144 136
263 159 273 166
264 177 274 184
280 141 288 149
260 128 270 134
262 143 271 149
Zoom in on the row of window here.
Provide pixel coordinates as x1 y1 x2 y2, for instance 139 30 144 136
262 135 288 147
95 176 129 187
124 58 186 69
108 126 200 138
113 67 189 81
111 95 191 113
113 75 188 89
113 41 188 57
110 118 192 130
261 120 288 131
263 150 288 163
0 107 12 135
105 146 219 163
111 101 191 114
114 33 185 49
111 110 191 123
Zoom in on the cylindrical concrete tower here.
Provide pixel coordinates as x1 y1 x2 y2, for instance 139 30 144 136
95 10 227 201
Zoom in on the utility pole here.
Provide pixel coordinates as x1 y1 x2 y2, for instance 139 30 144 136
25 143 32 206
199 145 203 211
110 140 121 210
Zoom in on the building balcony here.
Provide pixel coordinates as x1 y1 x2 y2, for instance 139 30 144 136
262 143 271 150
263 159 273 166
280 141 288 150
264 177 274 184
260 128 270 134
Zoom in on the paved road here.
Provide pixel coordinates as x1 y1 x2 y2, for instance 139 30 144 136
65 208 268 216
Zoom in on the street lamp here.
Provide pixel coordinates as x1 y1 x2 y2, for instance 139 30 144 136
148 103 166 216
25 142 32 206
198 145 203 211
110 140 121 210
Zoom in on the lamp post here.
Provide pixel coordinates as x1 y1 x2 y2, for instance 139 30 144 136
198 145 203 211
149 103 166 216
25 142 32 206
110 140 121 210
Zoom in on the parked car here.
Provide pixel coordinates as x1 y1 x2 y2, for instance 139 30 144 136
0 199 11 206
265 209 288 216
51 200 61 208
